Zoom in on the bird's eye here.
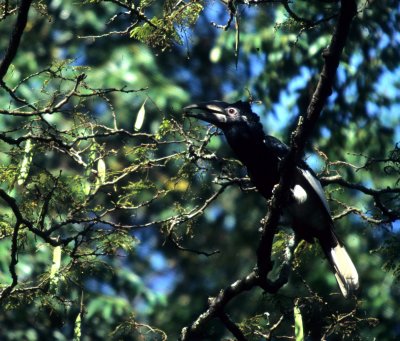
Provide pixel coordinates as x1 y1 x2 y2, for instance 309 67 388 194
227 108 237 115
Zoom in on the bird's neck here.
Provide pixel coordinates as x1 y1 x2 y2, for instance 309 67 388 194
224 125 267 165
223 124 281 199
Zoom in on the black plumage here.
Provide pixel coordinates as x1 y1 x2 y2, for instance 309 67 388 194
184 100 359 297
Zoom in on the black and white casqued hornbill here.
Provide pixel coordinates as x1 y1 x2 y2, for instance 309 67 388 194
184 100 359 298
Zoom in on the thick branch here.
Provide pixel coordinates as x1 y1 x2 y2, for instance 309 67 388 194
0 0 33 81
0 221 20 303
181 0 357 338
179 234 295 340
180 271 259 340
0 189 63 247
256 0 357 277
0 190 22 302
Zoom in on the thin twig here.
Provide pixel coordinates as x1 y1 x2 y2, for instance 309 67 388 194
218 311 248 341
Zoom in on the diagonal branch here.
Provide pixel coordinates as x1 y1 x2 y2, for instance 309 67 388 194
0 189 64 247
180 271 259 340
181 0 357 338
256 0 357 278
0 190 23 302
218 311 248 341
322 175 400 223
179 230 296 340
0 221 20 303
0 0 33 81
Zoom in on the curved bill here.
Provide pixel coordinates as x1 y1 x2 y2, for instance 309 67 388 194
183 101 230 126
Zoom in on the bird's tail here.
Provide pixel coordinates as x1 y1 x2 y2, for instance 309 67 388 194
321 232 359 298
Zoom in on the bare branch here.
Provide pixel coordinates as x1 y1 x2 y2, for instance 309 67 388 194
218 311 248 341
256 0 357 278
180 271 259 340
167 236 220 257
322 175 400 223
0 0 33 81
0 220 20 303
180 1 357 337
179 227 296 340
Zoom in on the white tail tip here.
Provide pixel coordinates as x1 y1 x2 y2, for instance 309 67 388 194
330 245 359 298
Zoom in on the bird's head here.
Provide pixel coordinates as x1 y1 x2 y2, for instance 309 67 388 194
183 100 261 130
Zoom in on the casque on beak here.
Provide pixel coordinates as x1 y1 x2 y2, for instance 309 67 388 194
183 101 230 126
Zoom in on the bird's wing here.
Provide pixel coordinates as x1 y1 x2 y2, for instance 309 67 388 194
264 135 331 214
263 135 290 158
297 167 331 214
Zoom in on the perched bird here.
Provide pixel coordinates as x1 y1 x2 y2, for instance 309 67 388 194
184 100 359 298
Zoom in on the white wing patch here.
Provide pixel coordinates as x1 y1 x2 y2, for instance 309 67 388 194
291 184 307 204
298 168 331 213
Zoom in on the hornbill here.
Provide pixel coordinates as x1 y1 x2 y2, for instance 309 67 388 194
184 100 359 298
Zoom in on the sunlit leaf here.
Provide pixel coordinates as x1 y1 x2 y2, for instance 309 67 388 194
17 139 33 186
97 158 106 184
49 245 62 292
134 98 147 131
165 179 189 192
294 301 304 341
73 311 82 341
210 46 221 63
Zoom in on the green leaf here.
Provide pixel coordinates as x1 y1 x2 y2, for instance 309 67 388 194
209 46 221 63
294 301 304 341
17 139 33 186
155 119 173 140
73 311 81 341
97 158 106 184
49 245 62 293
134 98 147 131
85 142 98 179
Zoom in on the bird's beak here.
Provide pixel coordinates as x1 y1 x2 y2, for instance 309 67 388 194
183 101 229 126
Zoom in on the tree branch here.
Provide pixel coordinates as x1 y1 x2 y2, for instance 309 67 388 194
0 0 33 81
180 271 259 340
218 311 248 341
321 175 400 223
0 190 22 302
180 0 357 338
256 0 357 278
179 230 296 340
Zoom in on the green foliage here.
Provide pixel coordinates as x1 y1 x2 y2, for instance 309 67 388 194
0 0 399 340
134 98 147 131
155 118 174 140
17 139 33 186
111 314 168 340
49 245 62 293
294 301 304 341
130 1 203 50
73 310 82 341
377 236 400 280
